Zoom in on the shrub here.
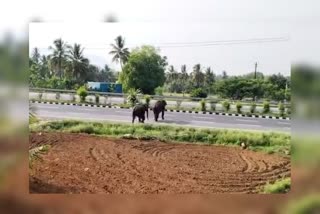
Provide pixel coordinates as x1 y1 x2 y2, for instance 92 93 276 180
38 93 43 100
155 86 164 96
77 86 88 103
176 100 182 109
200 99 206 112
263 178 291 193
236 101 242 114
263 101 270 114
71 94 76 102
190 88 207 98
127 88 142 107
222 100 230 112
278 102 285 117
144 95 151 107
95 94 100 104
55 92 60 100
286 107 291 116
250 103 256 114
209 101 216 111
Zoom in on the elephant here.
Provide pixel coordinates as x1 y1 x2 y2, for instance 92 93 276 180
153 100 167 121
132 103 149 123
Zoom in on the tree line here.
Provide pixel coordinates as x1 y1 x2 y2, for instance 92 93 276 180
29 36 290 102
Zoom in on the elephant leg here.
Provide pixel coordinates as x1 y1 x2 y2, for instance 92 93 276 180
162 110 165 120
132 115 136 123
141 115 145 123
155 112 158 121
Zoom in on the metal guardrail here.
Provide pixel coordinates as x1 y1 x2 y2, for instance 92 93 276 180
29 88 291 107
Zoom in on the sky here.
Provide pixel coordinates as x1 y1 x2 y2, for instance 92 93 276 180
29 22 290 76
1 0 320 75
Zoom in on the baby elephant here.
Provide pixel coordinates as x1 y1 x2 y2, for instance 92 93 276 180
153 100 167 121
132 103 149 123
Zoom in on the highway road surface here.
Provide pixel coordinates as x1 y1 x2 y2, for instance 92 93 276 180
33 103 290 133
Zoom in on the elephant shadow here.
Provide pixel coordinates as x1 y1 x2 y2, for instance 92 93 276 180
154 119 190 125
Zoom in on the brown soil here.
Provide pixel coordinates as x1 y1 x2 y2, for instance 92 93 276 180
29 132 290 194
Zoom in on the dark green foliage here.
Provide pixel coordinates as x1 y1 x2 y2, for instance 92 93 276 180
236 101 242 113
222 100 230 112
144 95 151 107
250 103 256 113
263 101 270 113
190 88 207 98
278 102 285 116
200 99 206 112
77 86 88 102
119 46 167 94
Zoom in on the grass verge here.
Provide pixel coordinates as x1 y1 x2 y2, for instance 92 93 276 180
30 120 290 155
262 178 291 193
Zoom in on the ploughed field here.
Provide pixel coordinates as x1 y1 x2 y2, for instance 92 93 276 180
29 132 290 194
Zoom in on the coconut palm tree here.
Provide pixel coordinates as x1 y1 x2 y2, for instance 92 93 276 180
31 47 41 64
192 64 204 88
49 38 70 79
180 64 188 80
67 43 89 81
109 35 130 69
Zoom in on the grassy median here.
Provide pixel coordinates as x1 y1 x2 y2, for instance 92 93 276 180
30 120 290 155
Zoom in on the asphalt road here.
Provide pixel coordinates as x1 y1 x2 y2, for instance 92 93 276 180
33 103 291 133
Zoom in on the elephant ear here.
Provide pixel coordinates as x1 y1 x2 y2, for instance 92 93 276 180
163 100 167 106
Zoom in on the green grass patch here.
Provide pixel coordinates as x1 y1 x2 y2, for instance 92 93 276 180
262 178 291 193
30 120 290 155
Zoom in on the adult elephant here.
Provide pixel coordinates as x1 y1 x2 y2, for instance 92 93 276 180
153 100 167 121
132 103 149 123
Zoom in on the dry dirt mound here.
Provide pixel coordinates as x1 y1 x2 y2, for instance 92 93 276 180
29 132 290 194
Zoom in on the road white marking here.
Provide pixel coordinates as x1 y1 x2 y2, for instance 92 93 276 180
192 116 212 119
40 105 59 109
235 119 259 123
236 123 262 127
278 122 291 125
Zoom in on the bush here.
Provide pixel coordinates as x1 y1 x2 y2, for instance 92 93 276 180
209 101 216 111
236 101 242 114
144 95 151 107
263 101 270 113
286 107 291 116
222 100 230 112
250 103 256 114
176 100 182 109
263 178 291 193
127 88 142 107
200 99 206 112
95 94 100 104
190 88 207 98
155 86 164 96
77 86 88 103
278 102 285 117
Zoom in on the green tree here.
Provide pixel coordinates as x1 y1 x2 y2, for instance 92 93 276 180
31 47 41 64
192 64 204 88
204 67 215 94
109 35 130 69
67 43 89 81
119 45 167 94
49 38 70 79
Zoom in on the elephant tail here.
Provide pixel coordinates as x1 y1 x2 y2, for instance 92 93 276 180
146 108 149 119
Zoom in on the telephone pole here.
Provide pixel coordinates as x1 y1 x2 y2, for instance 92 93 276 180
254 62 258 79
